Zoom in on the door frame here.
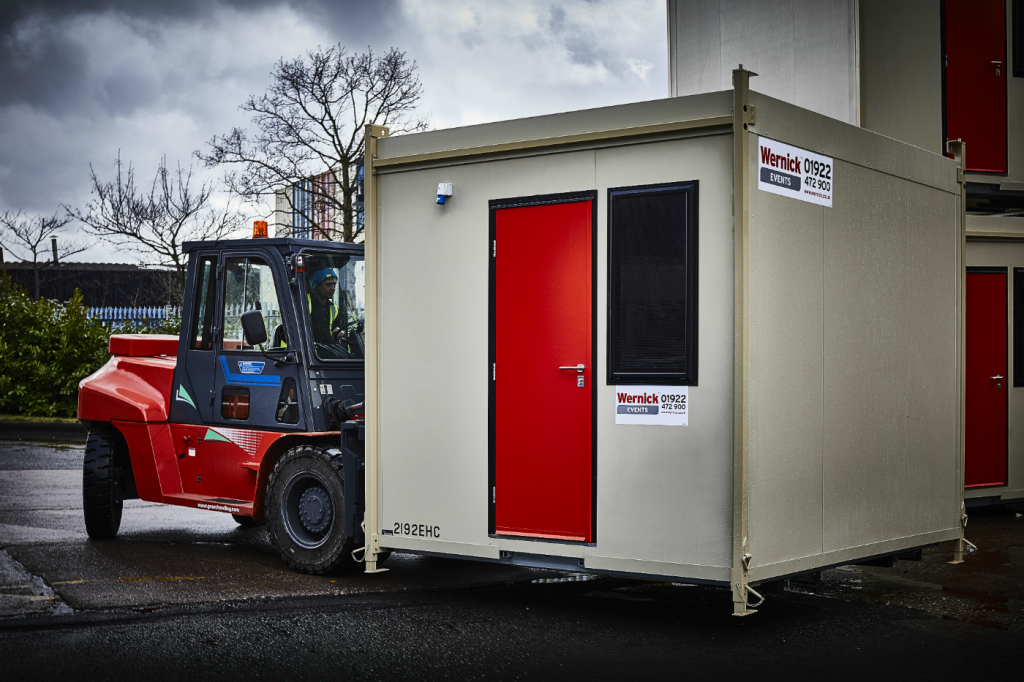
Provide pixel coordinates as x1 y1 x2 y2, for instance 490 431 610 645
487 190 599 542
173 249 223 426
213 248 309 433
966 265 1009 488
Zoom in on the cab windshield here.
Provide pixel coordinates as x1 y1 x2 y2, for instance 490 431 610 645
302 252 365 361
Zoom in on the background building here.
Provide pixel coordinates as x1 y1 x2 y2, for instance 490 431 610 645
273 166 365 242
1 261 178 307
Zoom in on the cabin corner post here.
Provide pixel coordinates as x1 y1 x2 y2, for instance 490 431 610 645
731 66 757 615
946 138 970 565
363 123 389 574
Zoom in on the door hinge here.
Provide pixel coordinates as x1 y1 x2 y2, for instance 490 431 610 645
492 363 495 380
492 486 496 503
493 240 496 257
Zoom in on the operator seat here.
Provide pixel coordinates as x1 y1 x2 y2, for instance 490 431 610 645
271 323 287 349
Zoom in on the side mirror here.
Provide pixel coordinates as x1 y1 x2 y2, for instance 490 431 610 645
241 310 268 346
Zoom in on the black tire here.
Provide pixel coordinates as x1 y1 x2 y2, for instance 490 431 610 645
83 426 123 539
232 514 262 528
265 445 355 574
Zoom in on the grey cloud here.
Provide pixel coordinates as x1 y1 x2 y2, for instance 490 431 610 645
0 0 396 34
0 0 402 114
541 4 621 73
0 0 664 252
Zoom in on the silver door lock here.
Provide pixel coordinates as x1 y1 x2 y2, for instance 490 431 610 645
577 376 585 388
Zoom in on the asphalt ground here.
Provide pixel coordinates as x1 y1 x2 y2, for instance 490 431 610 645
0 441 1022 680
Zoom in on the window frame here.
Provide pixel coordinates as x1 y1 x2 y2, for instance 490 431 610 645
606 180 699 386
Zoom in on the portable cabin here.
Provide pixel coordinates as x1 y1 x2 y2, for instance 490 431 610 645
358 70 965 614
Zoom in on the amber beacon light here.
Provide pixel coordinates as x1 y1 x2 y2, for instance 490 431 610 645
252 220 269 238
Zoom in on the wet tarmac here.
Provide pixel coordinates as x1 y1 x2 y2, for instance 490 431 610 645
0 441 561 615
1 441 1022 679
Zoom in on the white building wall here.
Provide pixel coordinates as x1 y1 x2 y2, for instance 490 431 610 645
668 0 860 125
273 189 292 239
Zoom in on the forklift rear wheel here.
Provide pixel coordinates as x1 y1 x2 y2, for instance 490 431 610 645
83 426 123 539
265 445 355 574
232 514 262 528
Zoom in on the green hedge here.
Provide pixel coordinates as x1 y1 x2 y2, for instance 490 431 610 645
0 273 181 418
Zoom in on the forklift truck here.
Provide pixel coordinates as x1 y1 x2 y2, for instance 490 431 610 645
78 236 370 574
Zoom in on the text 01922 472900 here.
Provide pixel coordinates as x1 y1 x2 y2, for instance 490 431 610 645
615 386 688 426
757 136 833 208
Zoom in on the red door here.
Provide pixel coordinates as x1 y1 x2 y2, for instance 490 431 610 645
966 270 1008 487
945 0 1007 173
492 199 593 541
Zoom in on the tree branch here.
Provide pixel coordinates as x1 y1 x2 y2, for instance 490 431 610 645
67 152 244 302
197 44 428 242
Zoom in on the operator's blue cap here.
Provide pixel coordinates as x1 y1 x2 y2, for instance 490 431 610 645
309 268 337 289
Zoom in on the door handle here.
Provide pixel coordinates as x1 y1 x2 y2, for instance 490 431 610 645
992 374 1004 390
558 364 585 373
990 61 1002 76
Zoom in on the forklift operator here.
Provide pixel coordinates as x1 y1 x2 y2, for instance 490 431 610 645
307 268 344 345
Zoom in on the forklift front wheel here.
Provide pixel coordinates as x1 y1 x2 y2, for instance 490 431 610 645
265 445 355 574
83 426 123 539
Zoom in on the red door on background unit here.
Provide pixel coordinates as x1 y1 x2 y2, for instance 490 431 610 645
966 270 1008 487
945 0 1007 173
492 198 594 541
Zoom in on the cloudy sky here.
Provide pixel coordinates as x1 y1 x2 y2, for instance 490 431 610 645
0 0 667 263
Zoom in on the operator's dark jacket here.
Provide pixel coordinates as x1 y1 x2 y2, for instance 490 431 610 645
308 293 340 345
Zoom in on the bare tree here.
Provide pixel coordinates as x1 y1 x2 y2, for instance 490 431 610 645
198 45 428 243
0 210 92 298
68 153 244 301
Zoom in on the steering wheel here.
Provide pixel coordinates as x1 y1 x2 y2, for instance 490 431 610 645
314 341 353 360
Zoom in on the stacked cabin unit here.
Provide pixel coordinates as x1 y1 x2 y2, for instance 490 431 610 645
359 73 965 613
667 0 1024 507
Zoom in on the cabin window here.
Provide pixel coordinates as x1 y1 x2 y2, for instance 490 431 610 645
191 256 218 350
607 181 698 385
275 378 299 424
220 257 283 351
220 386 250 420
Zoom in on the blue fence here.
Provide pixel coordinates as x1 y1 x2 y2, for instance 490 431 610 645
87 306 182 328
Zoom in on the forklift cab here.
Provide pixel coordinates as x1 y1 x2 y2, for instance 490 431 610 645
168 238 365 437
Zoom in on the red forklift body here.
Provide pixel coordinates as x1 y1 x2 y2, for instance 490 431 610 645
79 336 177 423
78 238 365 522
